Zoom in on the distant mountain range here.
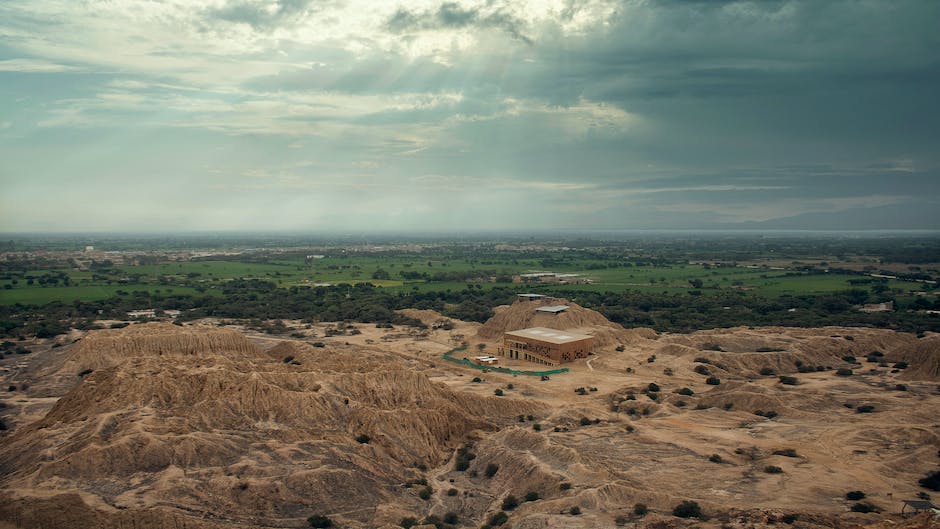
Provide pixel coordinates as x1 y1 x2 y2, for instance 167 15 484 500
725 203 940 231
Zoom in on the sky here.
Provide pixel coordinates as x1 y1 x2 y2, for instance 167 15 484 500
1 0 939 233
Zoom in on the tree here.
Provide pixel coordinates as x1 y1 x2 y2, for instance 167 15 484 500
485 463 499 478
672 500 702 519
307 514 333 528
501 495 519 510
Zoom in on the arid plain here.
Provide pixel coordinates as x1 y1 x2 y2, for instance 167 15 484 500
1 299 938 529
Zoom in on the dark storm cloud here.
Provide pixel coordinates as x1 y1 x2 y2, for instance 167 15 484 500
386 2 532 44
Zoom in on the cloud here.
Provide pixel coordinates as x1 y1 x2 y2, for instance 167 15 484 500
387 2 533 44
0 58 83 73
207 0 327 30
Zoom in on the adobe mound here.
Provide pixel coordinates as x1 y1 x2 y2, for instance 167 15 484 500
0 327 544 528
887 334 940 381
476 299 656 347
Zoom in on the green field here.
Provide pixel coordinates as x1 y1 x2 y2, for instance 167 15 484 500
0 285 206 305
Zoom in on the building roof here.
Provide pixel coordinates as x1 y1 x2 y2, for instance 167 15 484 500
902 500 937 510
517 293 546 299
475 356 498 361
536 305 569 314
505 327 592 344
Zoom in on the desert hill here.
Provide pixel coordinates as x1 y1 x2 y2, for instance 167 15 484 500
1 318 939 529
0 324 542 528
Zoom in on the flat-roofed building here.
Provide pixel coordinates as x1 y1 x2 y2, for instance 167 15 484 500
535 305 568 314
473 356 499 366
498 327 593 366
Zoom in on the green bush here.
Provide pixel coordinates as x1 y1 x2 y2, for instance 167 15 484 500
836 368 853 376
677 387 694 396
399 516 418 528
759 367 776 376
708 454 723 463
494 389 504 396
307 514 333 528
485 463 499 478
706 377 721 385
488 511 509 526
443 512 458 524
919 470 940 491
634 503 648 516
355 434 371 444
764 465 784 474
560 482 572 491
569 506 581 515
501 495 519 510
672 500 702 519
524 491 540 502
845 491 866 500
850 502 879 513
579 417 592 426
446 488 458 496
418 486 432 500
778 376 798 385
772 449 799 457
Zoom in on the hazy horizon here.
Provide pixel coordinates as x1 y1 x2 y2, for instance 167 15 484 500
2 0 939 232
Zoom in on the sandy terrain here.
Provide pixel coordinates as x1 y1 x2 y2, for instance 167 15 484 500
0 300 938 529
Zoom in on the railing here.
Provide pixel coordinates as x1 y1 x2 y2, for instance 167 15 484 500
441 345 569 376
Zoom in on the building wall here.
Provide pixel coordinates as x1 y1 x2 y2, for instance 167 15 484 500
497 335 593 365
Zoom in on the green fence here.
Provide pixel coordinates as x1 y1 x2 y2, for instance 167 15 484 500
441 345 569 377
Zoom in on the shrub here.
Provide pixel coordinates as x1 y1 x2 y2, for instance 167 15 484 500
494 389 503 396
501 495 519 510
842 356 857 363
615 514 629 525
634 503 649 516
446 488 458 496
706 377 721 385
894 362 909 369
672 500 702 519
709 454 723 463
569 506 581 515
560 482 572 491
579 417 592 426
919 470 940 491
78 368 93 378
485 463 499 478
418 486 432 500
836 368 853 376
845 491 866 500
533 423 542 431
694 365 710 376
488 511 509 526
443 512 458 524
850 502 879 513
778 376 798 386
312 342 325 347
472 377 482 383
354 434 371 444
677 387 694 396
782 514 799 524
647 383 660 392
454 445 476 471
616 345 625 351
759 367 776 376
856 405 875 413
895 384 908 391
524 491 540 502
764 465 784 474
399 516 418 528
307 515 333 528
773 449 799 457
